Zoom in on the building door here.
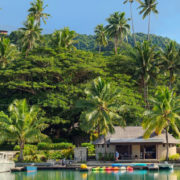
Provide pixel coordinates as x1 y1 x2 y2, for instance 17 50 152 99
116 145 132 159
140 145 156 159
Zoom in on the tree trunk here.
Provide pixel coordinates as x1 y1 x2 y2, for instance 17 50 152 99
130 2 136 45
165 128 169 161
114 37 118 55
19 141 24 162
142 75 149 109
99 45 101 54
148 13 151 41
169 69 173 89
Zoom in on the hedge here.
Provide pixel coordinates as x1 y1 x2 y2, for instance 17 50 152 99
81 143 95 154
37 142 75 150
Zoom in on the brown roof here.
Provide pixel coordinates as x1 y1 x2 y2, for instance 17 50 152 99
93 126 180 144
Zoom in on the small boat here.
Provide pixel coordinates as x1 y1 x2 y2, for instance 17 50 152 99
99 167 106 171
112 167 120 171
105 166 112 171
127 166 133 171
26 166 37 173
120 166 126 171
92 167 101 171
0 152 15 173
158 162 173 170
148 164 159 170
111 163 122 167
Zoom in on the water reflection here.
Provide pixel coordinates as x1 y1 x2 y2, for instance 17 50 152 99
5 169 180 180
0 172 15 180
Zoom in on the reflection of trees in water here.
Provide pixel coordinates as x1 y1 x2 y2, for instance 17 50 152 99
10 169 179 180
0 172 15 180
147 170 177 180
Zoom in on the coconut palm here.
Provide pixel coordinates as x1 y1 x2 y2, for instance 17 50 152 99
137 0 158 41
0 99 49 161
28 0 50 26
20 16 42 56
51 27 78 49
160 41 180 89
123 0 136 44
143 86 180 160
76 77 126 152
106 12 130 55
94 24 108 53
133 41 158 108
0 38 19 67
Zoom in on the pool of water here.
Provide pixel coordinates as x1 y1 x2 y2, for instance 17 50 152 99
1 169 180 180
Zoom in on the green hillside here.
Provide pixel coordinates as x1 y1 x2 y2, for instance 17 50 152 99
74 32 180 51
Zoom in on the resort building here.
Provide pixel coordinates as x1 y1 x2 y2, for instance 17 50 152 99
94 126 179 161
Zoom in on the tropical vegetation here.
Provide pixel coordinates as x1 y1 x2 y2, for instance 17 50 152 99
0 0 179 161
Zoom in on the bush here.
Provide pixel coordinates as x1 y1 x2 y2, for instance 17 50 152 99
38 142 75 150
40 156 47 162
81 143 95 155
49 151 62 160
61 149 74 159
98 153 114 161
14 144 38 156
169 154 180 161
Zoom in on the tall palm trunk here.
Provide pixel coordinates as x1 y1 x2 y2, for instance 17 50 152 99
99 45 101 54
169 69 173 90
142 75 149 109
130 2 136 45
19 141 24 161
148 13 151 41
114 34 118 55
165 128 169 161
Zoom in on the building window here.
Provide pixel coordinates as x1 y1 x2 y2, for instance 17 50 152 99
107 144 109 148
163 144 165 147
98 144 99 148
102 144 104 148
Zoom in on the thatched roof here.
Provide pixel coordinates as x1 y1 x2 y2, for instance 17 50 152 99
93 126 180 145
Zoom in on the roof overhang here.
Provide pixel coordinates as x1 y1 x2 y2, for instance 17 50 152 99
110 138 164 144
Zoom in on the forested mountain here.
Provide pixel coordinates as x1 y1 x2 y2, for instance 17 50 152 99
74 33 180 51
9 31 179 53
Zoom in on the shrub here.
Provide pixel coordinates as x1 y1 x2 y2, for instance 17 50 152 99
169 154 180 161
61 149 74 159
49 151 62 160
81 143 95 155
14 144 38 156
38 142 75 150
98 153 103 161
40 156 47 162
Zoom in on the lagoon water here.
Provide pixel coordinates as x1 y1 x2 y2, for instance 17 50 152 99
1 170 180 180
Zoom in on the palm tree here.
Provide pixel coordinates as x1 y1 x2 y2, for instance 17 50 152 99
123 0 136 45
137 0 158 41
20 16 42 56
133 41 158 108
143 87 180 160
0 99 49 161
51 27 78 49
76 77 125 153
160 41 180 89
28 0 50 26
106 12 130 55
94 24 108 53
0 38 19 67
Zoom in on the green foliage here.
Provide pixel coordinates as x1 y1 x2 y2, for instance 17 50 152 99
37 142 74 150
48 151 62 160
169 154 180 161
14 144 38 156
98 153 114 161
81 143 95 155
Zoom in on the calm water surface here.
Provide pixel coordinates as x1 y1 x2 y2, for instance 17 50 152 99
1 169 180 180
